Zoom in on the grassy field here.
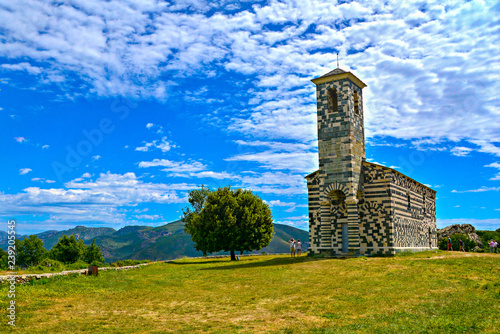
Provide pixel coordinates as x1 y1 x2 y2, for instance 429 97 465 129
1 251 499 333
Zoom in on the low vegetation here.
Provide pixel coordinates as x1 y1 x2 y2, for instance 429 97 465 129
1 251 498 333
0 234 104 271
0 236 149 275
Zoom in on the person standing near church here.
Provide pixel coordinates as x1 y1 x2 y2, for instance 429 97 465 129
459 239 465 252
296 240 302 256
447 237 453 251
289 238 296 257
489 239 495 253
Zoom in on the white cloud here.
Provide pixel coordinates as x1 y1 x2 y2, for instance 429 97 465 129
41 144 49 149
138 159 206 172
486 162 500 168
236 171 307 195
186 171 233 179
485 162 500 181
31 177 56 183
227 140 317 173
134 214 162 221
470 140 500 157
267 200 296 207
452 186 500 193
226 151 316 172
19 168 32 175
135 137 173 152
450 146 473 157
71 172 93 182
137 157 240 180
265 199 307 213
91 155 101 161
1 62 42 75
437 218 500 231
14 137 26 143
64 171 195 193
146 123 154 129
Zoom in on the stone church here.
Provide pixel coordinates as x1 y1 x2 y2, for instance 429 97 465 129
306 68 437 256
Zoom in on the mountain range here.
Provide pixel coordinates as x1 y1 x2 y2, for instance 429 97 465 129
0 221 309 262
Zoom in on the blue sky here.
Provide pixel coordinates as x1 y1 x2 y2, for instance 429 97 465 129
0 0 499 234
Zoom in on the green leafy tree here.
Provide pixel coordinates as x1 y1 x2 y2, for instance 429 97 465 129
182 185 211 256
438 233 476 251
233 188 274 254
15 235 47 267
184 186 274 261
83 239 104 264
49 235 86 263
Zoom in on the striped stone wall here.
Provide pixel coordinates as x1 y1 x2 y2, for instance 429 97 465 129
306 162 437 256
389 170 437 249
315 78 365 198
358 161 395 255
306 170 322 250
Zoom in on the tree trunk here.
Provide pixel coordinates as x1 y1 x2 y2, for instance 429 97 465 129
230 250 236 261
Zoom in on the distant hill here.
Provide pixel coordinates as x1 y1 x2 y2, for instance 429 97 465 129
1 221 309 262
36 226 116 249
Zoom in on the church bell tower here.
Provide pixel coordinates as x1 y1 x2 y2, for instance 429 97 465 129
311 67 367 254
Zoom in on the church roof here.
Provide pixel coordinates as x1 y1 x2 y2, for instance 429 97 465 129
311 67 367 89
318 68 347 78
363 161 436 193
304 170 319 179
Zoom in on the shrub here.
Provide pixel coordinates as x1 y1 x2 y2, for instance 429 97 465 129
65 260 90 270
111 260 149 267
50 235 86 263
83 240 104 264
38 258 64 271
15 235 47 267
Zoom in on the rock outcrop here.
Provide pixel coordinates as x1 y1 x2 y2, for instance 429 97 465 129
437 224 483 248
